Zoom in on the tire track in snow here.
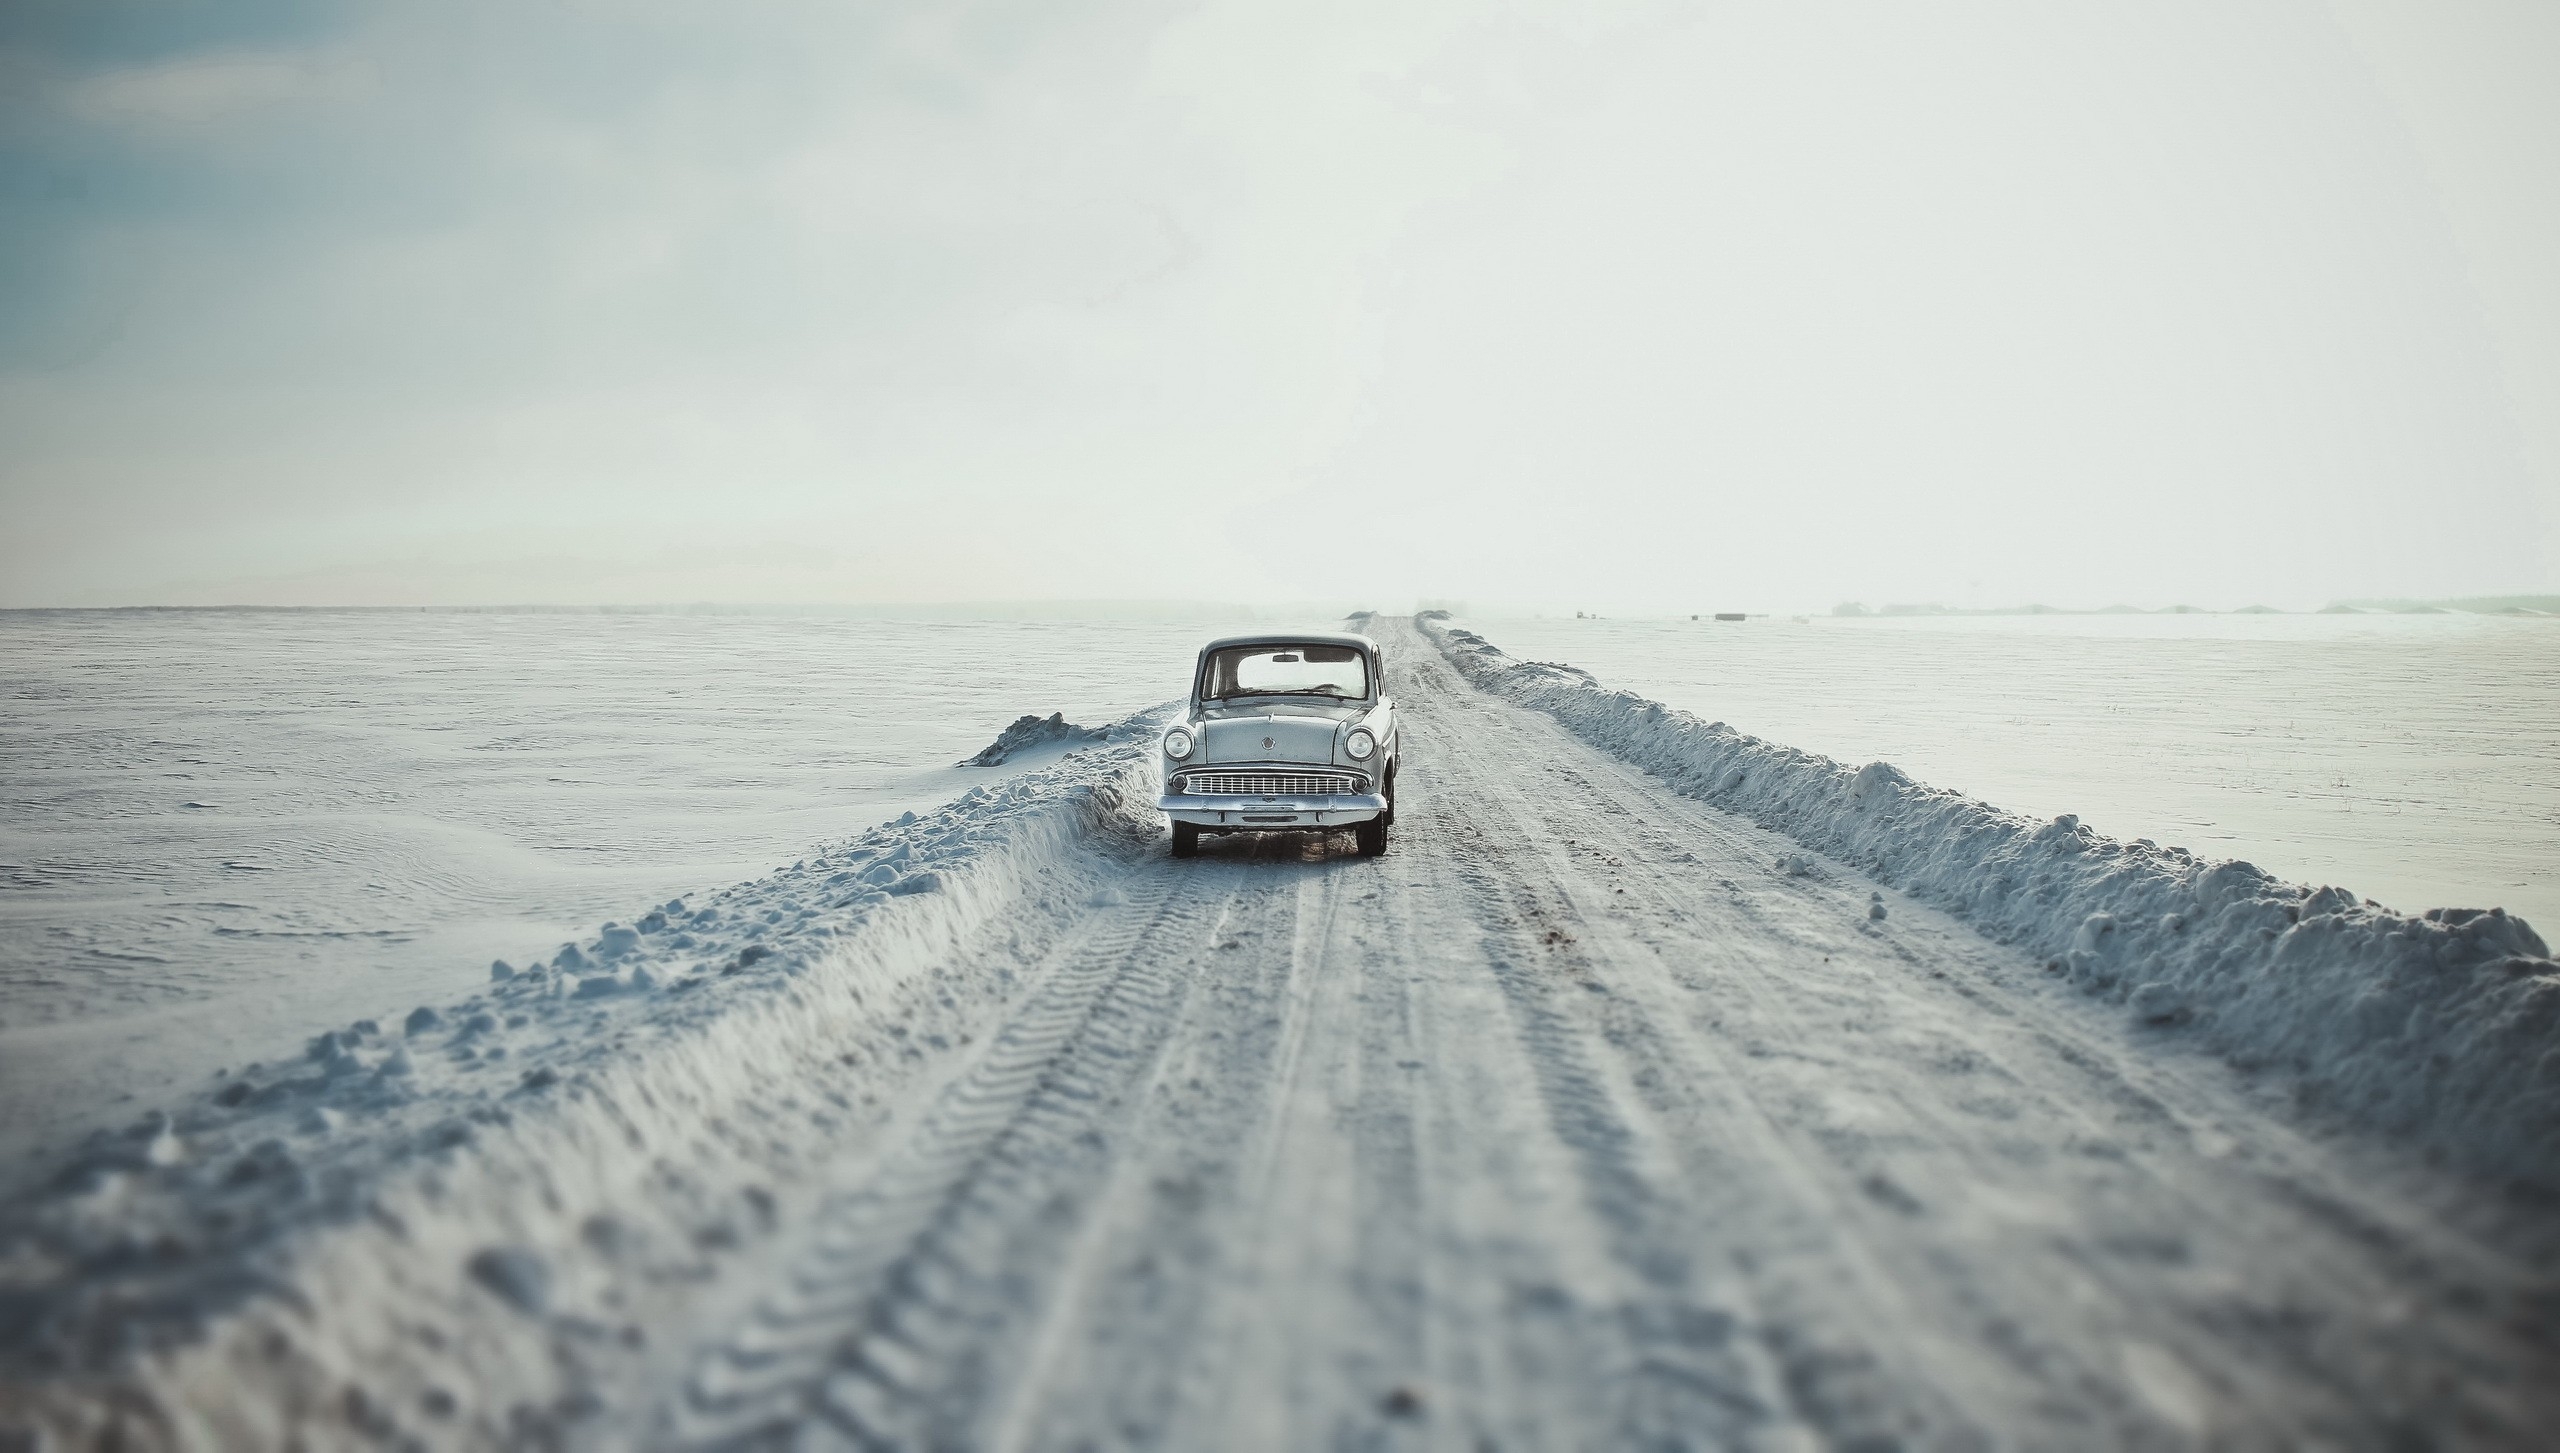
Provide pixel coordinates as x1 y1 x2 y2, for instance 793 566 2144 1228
1435 685 2129 1445
661 864 1237 1449
1099 850 1389 1452
1426 672 2129 1440
973 858 1341 1451
1411 672 1885 1449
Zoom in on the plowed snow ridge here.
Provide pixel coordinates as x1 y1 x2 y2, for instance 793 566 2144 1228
3 615 2554 1450
1420 613 2560 1190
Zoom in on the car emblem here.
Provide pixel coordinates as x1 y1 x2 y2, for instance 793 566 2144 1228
1263 736 1274 749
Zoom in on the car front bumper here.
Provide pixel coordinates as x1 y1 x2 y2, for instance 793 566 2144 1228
1157 791 1389 830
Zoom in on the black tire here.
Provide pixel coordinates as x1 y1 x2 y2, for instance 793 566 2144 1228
1354 813 1387 857
1382 764 1397 826
1170 821 1200 858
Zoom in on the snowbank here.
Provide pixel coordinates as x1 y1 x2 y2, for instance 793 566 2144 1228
1418 615 2560 1190
0 710 1173 1448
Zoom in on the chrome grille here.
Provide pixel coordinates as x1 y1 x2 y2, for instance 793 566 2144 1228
1178 769 1360 796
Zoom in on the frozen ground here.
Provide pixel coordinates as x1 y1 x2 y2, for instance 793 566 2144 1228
1477 611 2560 932
2 615 2554 1451
0 611 1223 1185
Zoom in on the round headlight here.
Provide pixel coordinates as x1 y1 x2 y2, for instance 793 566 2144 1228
1345 728 1376 761
1163 727 1195 760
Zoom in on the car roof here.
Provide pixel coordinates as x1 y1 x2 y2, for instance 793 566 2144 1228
1194 630 1379 657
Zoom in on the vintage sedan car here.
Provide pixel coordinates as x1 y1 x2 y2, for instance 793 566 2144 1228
1157 632 1399 857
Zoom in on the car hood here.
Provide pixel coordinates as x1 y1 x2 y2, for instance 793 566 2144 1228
1195 709 1352 764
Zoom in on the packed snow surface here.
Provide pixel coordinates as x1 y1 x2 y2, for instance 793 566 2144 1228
1478 610 2560 930
1424 614 2560 1188
5 615 2556 1450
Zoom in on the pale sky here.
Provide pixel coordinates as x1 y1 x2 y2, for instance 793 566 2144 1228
3 0 2555 612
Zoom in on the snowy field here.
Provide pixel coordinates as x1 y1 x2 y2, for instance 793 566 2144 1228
8 607 2552 1192
4 613 2551 1450
1478 611 2560 933
0 610 1226 1182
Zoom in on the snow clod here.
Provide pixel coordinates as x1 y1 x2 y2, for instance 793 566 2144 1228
465 1246 551 1316
132 1111 184 1166
2129 982 2191 1025
960 711 1105 766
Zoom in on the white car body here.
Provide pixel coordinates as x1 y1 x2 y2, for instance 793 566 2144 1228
1156 631 1400 856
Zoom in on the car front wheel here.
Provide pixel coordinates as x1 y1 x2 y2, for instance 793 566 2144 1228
1354 813 1387 857
1171 821 1200 858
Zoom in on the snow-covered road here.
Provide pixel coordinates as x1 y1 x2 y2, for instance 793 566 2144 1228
8 617 2554 1449
633 621 2560 1448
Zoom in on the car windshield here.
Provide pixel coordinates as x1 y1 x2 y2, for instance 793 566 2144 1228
1201 644 1371 701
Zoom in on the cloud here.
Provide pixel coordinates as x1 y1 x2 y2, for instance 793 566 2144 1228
0 0 2553 610
64 50 379 131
